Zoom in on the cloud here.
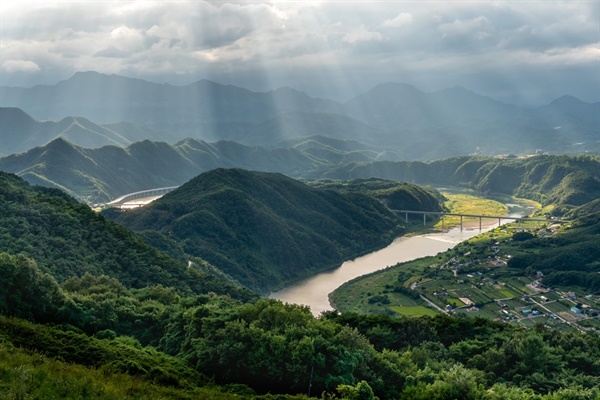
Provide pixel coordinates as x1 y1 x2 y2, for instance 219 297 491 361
2 60 41 73
93 47 132 59
110 26 145 52
383 13 413 28
342 26 385 44
438 16 490 38
0 1 598 104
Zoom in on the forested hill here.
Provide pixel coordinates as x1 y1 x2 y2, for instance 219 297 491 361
3 170 600 399
104 169 441 293
0 135 393 204
2 139 597 212
0 172 254 300
0 137 330 204
315 154 600 214
508 211 600 292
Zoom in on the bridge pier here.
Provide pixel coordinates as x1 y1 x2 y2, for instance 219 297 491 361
392 210 567 234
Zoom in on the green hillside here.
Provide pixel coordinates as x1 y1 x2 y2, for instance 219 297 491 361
316 155 600 214
4 138 596 211
0 171 253 300
508 211 600 292
104 169 439 293
0 137 356 204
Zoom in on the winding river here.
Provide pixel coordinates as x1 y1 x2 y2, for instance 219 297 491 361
270 201 533 316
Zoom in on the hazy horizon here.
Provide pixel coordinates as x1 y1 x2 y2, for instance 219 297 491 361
1 1 598 106
2 69 598 110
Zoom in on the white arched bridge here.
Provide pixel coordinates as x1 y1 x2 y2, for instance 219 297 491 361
107 186 179 207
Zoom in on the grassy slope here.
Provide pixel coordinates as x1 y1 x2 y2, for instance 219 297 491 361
0 316 305 400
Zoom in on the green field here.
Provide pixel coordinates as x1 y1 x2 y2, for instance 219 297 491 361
434 193 509 230
476 284 515 299
544 301 572 313
404 275 423 288
447 297 465 307
389 305 438 316
498 288 516 298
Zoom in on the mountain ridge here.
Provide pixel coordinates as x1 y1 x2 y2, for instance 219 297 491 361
104 168 441 293
1 72 598 162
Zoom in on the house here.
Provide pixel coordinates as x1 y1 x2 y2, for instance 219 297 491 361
571 307 582 314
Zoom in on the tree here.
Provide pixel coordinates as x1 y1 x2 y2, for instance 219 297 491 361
337 380 379 400
0 252 63 322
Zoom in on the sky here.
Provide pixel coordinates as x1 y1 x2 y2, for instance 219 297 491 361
1 1 599 105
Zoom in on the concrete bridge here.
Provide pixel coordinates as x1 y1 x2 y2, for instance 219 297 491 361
393 210 569 231
107 186 179 206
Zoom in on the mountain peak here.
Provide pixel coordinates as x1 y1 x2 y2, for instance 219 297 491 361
436 85 472 95
548 94 587 107
0 107 37 124
71 71 103 79
45 137 77 150
371 82 422 94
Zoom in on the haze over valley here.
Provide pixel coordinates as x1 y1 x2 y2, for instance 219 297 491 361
1 1 599 399
1 72 598 160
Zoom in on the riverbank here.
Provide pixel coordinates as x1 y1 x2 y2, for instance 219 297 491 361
271 226 491 316
271 195 537 316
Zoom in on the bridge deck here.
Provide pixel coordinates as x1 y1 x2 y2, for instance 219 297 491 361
107 186 179 206
394 209 569 231
394 210 569 223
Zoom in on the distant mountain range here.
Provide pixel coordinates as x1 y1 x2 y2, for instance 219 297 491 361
1 72 598 160
0 136 391 203
2 132 598 213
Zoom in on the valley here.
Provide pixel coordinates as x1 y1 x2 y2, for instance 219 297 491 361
271 191 526 315
1 113 599 398
2 1 600 397
330 219 599 332
1 139 600 399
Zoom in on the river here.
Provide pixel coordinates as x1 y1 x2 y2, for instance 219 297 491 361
270 201 534 316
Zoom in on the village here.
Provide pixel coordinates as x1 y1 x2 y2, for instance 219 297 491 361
414 227 600 333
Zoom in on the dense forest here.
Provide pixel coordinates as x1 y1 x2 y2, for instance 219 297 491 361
104 170 442 293
0 172 254 301
2 157 600 398
507 211 600 292
2 252 600 399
